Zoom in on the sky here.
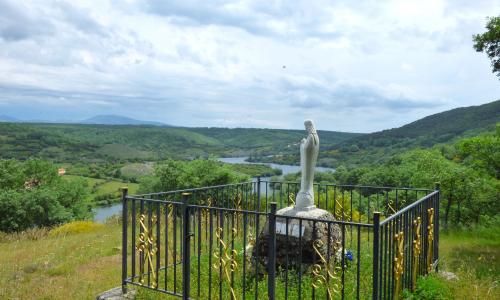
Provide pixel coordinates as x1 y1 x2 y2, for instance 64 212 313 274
0 0 499 132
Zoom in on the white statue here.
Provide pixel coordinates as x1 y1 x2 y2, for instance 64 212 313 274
295 120 319 210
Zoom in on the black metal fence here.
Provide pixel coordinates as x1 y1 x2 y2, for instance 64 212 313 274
121 179 439 299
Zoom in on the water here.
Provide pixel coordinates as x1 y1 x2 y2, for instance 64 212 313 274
93 157 334 222
93 203 122 222
218 156 335 195
218 156 334 177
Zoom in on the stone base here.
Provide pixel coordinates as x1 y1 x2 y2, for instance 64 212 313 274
252 206 342 270
96 287 136 300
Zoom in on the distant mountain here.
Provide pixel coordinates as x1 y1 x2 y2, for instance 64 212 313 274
81 115 167 126
0 115 19 122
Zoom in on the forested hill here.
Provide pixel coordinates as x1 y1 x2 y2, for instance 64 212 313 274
0 123 360 162
189 127 359 152
355 99 500 142
325 99 500 166
254 99 500 167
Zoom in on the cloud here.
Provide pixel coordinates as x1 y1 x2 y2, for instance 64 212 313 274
280 77 443 112
0 0 54 41
0 0 499 132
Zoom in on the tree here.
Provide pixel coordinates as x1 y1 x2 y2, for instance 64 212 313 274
0 159 91 232
473 16 500 78
139 159 249 194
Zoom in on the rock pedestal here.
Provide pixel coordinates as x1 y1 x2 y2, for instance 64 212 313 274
252 206 342 270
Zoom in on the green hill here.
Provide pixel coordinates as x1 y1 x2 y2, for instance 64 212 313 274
0 123 360 162
351 99 500 144
253 99 500 167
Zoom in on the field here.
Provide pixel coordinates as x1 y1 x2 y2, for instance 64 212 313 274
0 220 497 300
63 175 139 206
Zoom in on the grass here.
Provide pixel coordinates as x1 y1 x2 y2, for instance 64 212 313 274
0 219 122 300
63 175 139 206
434 225 500 299
0 220 498 299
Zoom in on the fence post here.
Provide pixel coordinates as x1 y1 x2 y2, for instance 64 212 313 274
434 183 440 273
257 176 261 210
372 212 381 300
121 187 129 294
182 192 192 300
267 202 277 300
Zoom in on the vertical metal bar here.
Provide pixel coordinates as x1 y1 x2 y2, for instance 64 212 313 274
350 189 354 243
254 213 260 300
121 187 128 294
131 198 136 283
435 183 440 273
395 190 399 211
174 204 177 293
231 211 235 294
147 202 152 286
165 202 169 290
341 223 346 299
156 202 160 289
325 185 329 211
268 203 277 300
379 221 384 295
182 193 191 300
356 225 361 300
312 221 317 299
342 190 345 221
208 209 213 300
298 218 303 300
372 212 381 300
265 181 269 212
197 208 202 298
383 220 388 299
280 182 283 208
317 183 321 208
285 217 289 299
257 176 261 211
243 212 248 299
333 186 337 214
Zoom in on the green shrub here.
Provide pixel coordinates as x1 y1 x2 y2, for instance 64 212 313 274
49 221 103 236
139 159 249 193
0 159 91 232
403 274 452 300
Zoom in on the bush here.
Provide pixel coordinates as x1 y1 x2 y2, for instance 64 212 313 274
0 159 91 232
403 275 452 300
139 159 249 193
49 221 103 236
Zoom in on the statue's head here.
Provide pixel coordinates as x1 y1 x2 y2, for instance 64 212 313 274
304 119 317 134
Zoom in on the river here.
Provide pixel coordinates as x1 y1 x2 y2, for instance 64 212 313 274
93 157 334 222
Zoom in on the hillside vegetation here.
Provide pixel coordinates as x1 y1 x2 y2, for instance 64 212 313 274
254 100 500 167
0 123 360 162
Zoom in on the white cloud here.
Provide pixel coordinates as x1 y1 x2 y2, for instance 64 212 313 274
0 0 498 132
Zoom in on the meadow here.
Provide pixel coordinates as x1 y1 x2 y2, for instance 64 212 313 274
0 218 498 299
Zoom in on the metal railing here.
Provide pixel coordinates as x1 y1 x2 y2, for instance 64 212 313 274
121 179 439 299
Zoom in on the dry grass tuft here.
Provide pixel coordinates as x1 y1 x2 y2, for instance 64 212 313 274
0 227 50 243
